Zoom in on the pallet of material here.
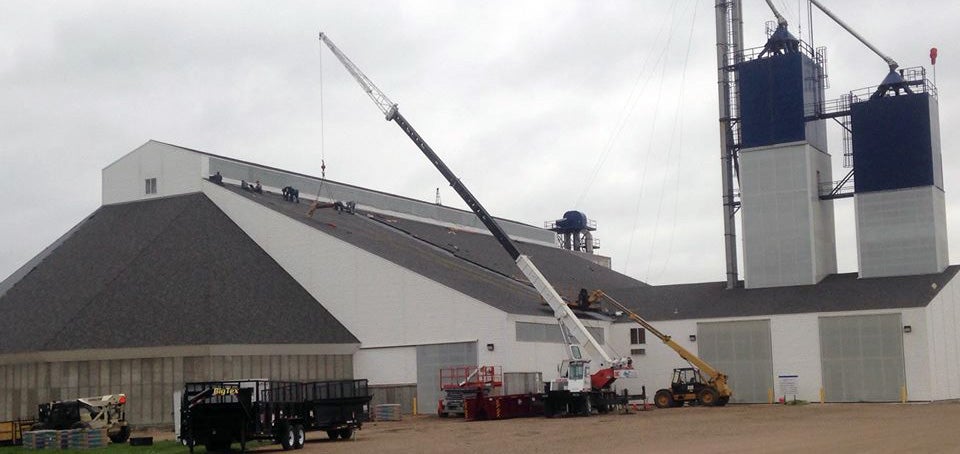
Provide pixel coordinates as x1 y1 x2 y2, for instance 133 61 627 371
22 428 109 450
373 404 402 421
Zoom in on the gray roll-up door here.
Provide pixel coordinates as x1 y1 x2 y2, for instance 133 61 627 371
697 319 774 403
819 313 905 402
416 342 478 412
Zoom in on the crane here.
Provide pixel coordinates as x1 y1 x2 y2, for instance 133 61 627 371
589 290 732 407
317 32 634 413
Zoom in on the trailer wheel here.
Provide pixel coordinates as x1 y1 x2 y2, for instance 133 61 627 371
108 425 130 443
326 430 339 440
205 438 231 453
338 428 354 440
279 423 296 450
293 425 305 449
654 390 674 408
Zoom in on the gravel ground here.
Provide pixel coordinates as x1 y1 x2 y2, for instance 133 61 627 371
201 402 960 454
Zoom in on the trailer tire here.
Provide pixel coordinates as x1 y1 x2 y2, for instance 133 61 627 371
326 430 339 440
205 438 231 453
293 425 305 449
338 428 354 440
279 422 296 450
108 425 131 443
654 389 674 409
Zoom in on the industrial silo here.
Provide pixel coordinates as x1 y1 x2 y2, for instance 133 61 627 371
850 69 947 277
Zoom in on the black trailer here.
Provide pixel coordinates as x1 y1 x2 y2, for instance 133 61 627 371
181 379 371 453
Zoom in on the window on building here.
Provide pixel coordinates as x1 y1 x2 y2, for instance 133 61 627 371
516 322 604 345
630 327 646 345
630 348 646 356
145 178 157 195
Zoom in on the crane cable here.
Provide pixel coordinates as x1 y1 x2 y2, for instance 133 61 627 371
622 1 689 275
652 0 702 282
317 40 327 201
573 2 682 209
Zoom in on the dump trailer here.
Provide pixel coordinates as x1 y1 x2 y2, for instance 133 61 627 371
30 394 130 443
180 379 371 453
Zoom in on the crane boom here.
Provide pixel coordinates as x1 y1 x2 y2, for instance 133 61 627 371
808 0 898 71
318 32 626 371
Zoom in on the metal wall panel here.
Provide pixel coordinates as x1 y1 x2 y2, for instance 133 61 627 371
0 354 353 424
820 314 905 402
416 342 477 414
697 320 774 403
515 322 604 345
737 52 826 150
851 93 940 193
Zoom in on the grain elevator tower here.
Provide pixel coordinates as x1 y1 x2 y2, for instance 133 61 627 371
735 25 837 289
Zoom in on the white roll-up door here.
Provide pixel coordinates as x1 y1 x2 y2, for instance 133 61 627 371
697 319 774 403
819 313 905 402
416 342 478 412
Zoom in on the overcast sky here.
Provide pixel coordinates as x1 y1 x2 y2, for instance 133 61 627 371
1 0 958 286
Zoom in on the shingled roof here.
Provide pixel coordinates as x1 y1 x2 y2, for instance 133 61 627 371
220 184 649 318
222 183 960 322
0 193 357 354
605 266 960 322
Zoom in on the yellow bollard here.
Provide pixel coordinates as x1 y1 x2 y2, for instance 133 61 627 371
412 397 418 415
819 388 825 404
901 386 908 404
768 388 774 404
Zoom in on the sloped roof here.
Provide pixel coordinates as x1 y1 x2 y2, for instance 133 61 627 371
0 193 357 354
606 266 960 322
223 183 960 322
220 184 648 318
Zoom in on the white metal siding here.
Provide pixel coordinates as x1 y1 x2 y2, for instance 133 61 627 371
739 142 837 288
855 187 948 278
102 141 203 205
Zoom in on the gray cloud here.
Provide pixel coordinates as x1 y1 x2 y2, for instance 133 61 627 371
1 0 958 287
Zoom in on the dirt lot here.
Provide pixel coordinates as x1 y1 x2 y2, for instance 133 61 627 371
235 403 960 454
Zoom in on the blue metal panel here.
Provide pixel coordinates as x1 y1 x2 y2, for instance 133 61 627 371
851 93 937 192
738 53 806 149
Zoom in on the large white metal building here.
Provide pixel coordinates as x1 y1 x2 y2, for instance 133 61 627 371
2 137 959 426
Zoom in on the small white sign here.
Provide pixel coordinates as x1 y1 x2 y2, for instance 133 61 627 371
778 374 799 397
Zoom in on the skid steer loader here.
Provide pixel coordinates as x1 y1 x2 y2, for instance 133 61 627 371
31 394 130 443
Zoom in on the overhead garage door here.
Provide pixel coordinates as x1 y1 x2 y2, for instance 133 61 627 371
697 320 774 403
416 342 478 412
819 313 905 402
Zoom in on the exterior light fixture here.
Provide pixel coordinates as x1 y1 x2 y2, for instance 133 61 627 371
486 343 495 351
689 335 697 342
903 326 912 333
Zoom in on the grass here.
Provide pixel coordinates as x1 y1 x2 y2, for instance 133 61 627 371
0 440 185 454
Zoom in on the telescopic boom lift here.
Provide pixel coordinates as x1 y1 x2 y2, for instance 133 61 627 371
595 291 732 407
317 33 633 396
